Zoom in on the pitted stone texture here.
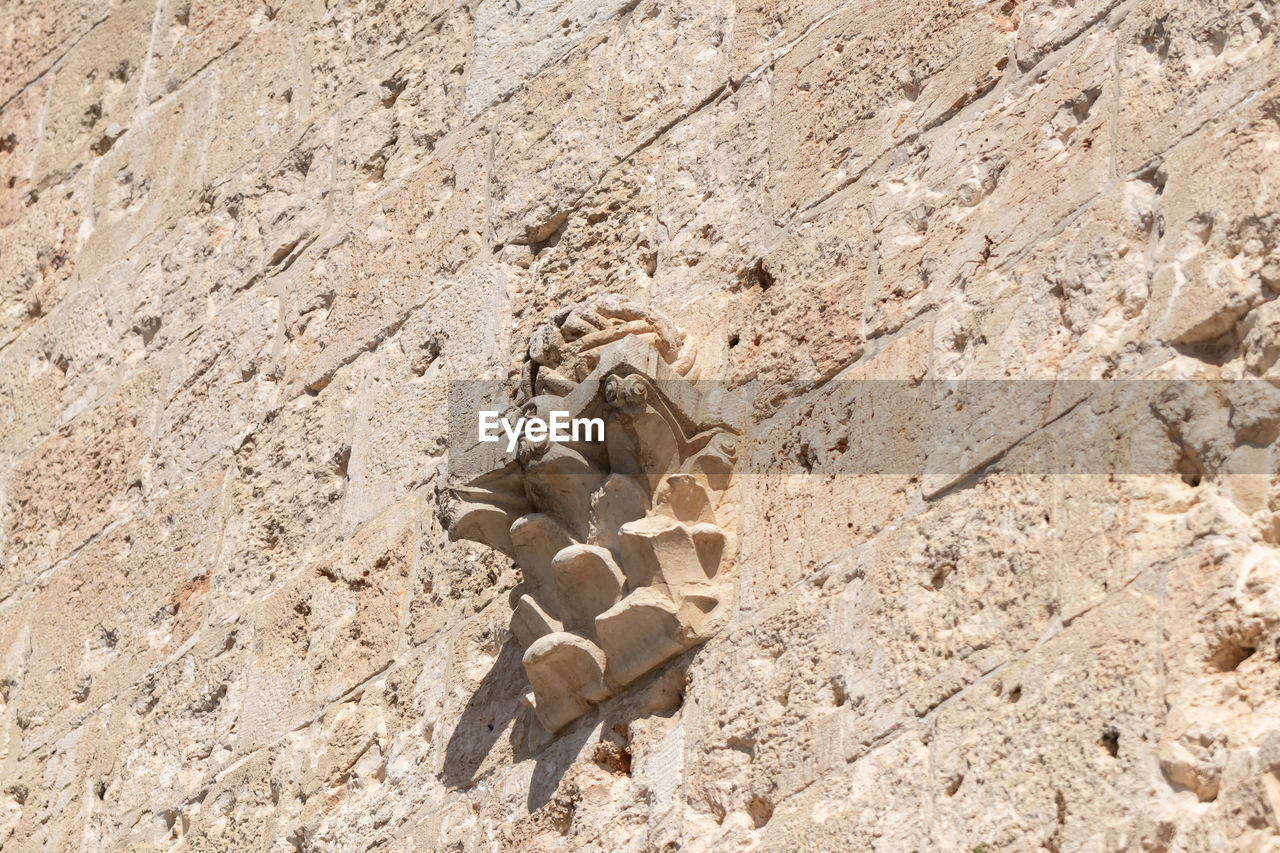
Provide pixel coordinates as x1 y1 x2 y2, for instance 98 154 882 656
0 0 1277 848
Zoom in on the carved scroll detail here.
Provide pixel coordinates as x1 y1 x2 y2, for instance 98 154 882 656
439 295 745 732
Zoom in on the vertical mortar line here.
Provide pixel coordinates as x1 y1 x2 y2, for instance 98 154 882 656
484 103 498 253
396 484 426 656
27 53 57 195
136 0 166 116
1109 26 1120 180
1054 412 1066 626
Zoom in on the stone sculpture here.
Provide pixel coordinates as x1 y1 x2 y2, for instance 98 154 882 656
439 295 746 732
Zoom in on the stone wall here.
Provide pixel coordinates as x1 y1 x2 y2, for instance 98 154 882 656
2 0 1280 849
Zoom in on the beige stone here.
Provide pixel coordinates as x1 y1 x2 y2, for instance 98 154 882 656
0 0 1278 848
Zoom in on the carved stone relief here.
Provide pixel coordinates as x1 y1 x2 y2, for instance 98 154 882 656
439 295 746 733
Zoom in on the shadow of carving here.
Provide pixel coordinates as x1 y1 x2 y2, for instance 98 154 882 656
443 634 693 813
441 637 526 789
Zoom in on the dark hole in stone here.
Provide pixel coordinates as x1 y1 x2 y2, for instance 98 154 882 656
1210 639 1257 672
1101 727 1120 758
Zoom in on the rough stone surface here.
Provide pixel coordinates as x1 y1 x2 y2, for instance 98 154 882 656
2 0 1280 850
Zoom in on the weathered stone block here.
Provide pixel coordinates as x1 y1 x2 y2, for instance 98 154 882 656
0 167 91 351
322 2 473 217
0 77 51 231
770 0 1014 217
1116 0 1280 175
144 0 280 104
653 74 775 292
0 369 152 587
343 264 512 530
607 0 733 158
32 0 151 186
465 0 632 121
929 580 1161 850
489 33 612 247
236 500 413 751
283 124 489 396
6 465 225 757
869 28 1115 340
212 356 369 626
0 0 112 106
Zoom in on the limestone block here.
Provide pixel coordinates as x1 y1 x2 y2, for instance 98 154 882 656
1145 85 1280 349
323 2 473 216
146 287 279 493
465 0 632 121
929 580 1160 850
694 460 1059 811
236 500 413 752
32 0 151 187
0 712 114 851
144 0 282 104
81 71 219 274
0 166 91 351
680 589 853 825
735 322 930 602
1116 0 1280 175
341 264 513 530
0 0 112 106
212 356 369 625
654 75 774 292
6 465 226 759
753 731 934 851
0 242 138 460
283 124 489 396
112 149 330 358
0 368 153 587
1051 391 1201 619
869 28 1115 340
0 77 50 231
489 33 612 246
728 0 843 84
1015 0 1125 69
930 177 1155 384
769 0 1014 216
87 622 249 846
178 748 278 849
508 144 662 337
199 1 315 186
719 185 873 413
607 0 734 158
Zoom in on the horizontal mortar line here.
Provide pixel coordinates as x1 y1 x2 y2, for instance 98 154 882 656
461 0 646 124
786 21 1099 225
922 388 1093 503
0 501 140 617
5 2 949 433
608 0 866 169
12 577 209 764
0 41 1258 625
786 0 1169 230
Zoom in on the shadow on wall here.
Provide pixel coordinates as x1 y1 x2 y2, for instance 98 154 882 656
443 635 691 812
441 637 593 811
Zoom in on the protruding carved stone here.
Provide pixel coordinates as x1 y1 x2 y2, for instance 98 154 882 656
439 294 745 733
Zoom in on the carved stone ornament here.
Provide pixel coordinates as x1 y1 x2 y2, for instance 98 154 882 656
439 295 747 733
